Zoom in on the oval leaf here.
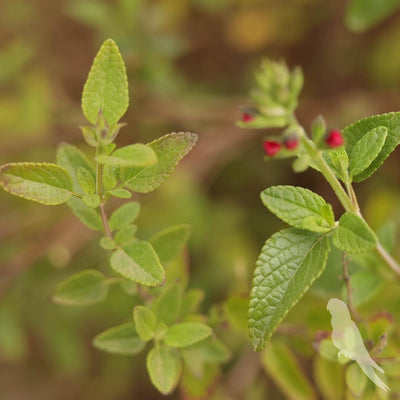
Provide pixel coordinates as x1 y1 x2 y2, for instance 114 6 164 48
0 162 73 205
146 343 181 395
134 306 157 341
93 323 145 355
261 186 335 232
109 202 140 231
349 126 387 178
343 112 400 182
165 322 212 348
110 241 165 286
53 269 108 306
121 132 198 193
97 144 158 168
248 229 330 351
82 39 129 125
333 212 377 253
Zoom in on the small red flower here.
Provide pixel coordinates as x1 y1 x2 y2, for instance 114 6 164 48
242 112 255 123
263 140 281 157
284 136 299 150
326 130 344 148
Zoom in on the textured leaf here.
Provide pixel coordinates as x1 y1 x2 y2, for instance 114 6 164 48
152 282 183 325
165 322 212 348
121 132 198 193
93 323 145 355
261 186 335 232
349 126 387 178
134 306 157 341
323 147 350 183
0 163 73 205
343 112 400 182
82 39 128 125
53 269 108 306
109 202 140 231
261 341 317 400
82 193 100 208
107 188 131 198
97 144 157 168
248 229 330 350
345 0 400 32
333 212 377 253
146 343 181 395
114 224 137 246
150 224 191 265
68 197 102 230
110 241 165 286
77 167 96 194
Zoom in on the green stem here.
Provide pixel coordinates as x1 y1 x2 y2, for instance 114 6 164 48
376 242 400 277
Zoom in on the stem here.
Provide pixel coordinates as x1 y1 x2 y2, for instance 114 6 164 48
100 203 113 239
342 253 361 322
376 242 400 277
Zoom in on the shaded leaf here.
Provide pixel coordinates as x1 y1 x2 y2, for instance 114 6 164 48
109 202 140 231
97 144 157 168
134 306 157 341
165 322 212 348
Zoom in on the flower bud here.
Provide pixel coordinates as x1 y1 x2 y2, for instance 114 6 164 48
263 140 281 157
284 135 299 150
242 112 255 123
326 130 344 148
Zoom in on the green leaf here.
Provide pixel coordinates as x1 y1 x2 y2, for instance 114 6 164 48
146 343 182 395
152 282 183 325
313 356 344 400
261 186 335 233
82 193 100 208
68 197 102 230
349 126 387 178
110 241 165 286
53 270 108 306
103 165 119 191
114 224 137 246
0 162 73 205
121 132 198 193
97 144 158 168
261 341 317 400
345 0 400 33
248 229 330 351
346 362 367 397
77 166 96 194
82 39 129 125
109 202 140 231
343 112 400 182
107 188 132 198
134 306 157 341
181 289 204 317
56 142 95 193
333 212 377 253
323 147 350 183
99 236 116 250
165 322 212 348
93 323 145 355
150 224 191 265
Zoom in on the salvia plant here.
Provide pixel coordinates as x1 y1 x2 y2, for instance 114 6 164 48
241 59 400 395
0 39 230 395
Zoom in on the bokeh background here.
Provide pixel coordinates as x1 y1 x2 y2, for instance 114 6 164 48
1 0 400 399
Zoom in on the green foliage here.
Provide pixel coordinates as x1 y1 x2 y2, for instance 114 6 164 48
248 229 330 350
97 144 158 168
152 282 183 325
334 212 377 253
323 147 350 183
164 322 212 348
77 167 96 194
93 323 145 355
261 185 335 232
109 201 140 231
0 162 73 205
82 38 129 125
133 306 157 341
53 269 109 306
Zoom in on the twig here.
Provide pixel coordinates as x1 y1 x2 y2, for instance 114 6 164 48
342 253 361 322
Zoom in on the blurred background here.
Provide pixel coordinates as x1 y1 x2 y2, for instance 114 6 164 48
1 0 400 399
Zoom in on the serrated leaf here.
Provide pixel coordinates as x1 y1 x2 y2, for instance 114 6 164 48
248 229 330 351
82 193 100 208
97 144 158 168
345 0 400 33
261 186 335 232
68 197 102 230
82 39 129 125
343 112 400 182
349 126 387 178
165 322 212 348
53 269 108 306
333 212 377 253
93 323 145 355
152 282 183 325
150 224 191 265
146 343 181 395
110 241 165 286
107 188 131 198
323 147 350 183
261 341 317 400
134 306 157 341
77 166 95 194
56 142 95 193
0 163 73 205
121 132 198 193
109 202 140 231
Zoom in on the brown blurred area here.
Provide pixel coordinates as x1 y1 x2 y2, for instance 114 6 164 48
2 0 400 399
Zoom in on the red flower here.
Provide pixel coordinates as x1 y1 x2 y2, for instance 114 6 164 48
284 136 299 150
326 130 344 148
242 112 255 123
263 140 281 156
